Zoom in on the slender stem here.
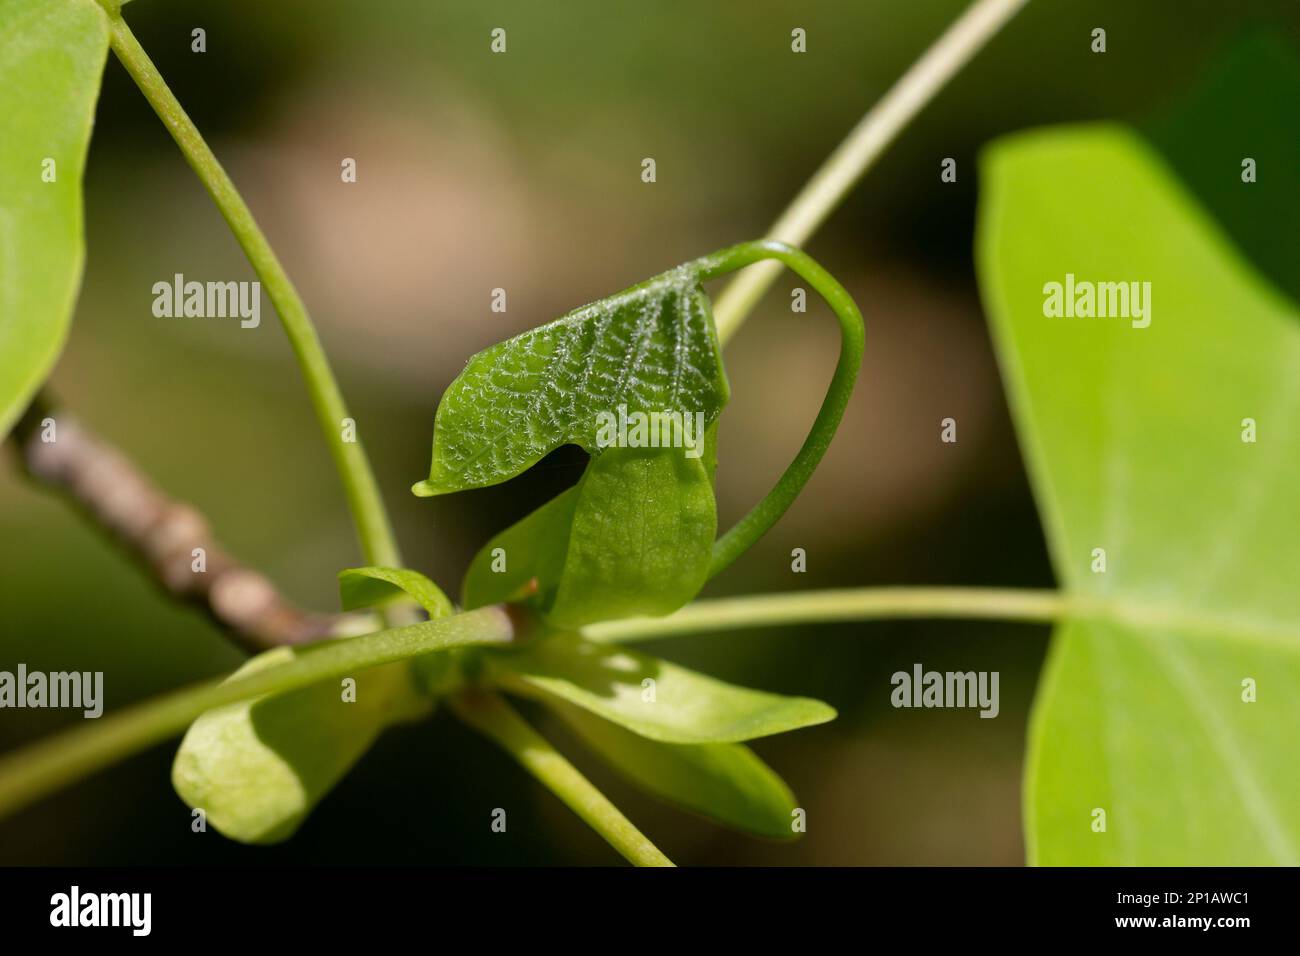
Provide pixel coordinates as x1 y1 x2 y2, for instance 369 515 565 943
695 241 864 578
586 586 1300 652
0 607 514 822
101 10 402 570
711 0 1030 344
449 690 674 867
585 587 1068 643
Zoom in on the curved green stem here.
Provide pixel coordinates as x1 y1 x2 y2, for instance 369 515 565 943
710 0 1030 343
586 587 1067 643
102 10 401 570
448 690 674 867
694 241 865 578
0 608 514 822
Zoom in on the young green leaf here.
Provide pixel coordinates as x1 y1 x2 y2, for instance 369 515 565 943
547 445 715 627
0 0 108 439
489 631 835 744
464 439 717 627
979 125 1300 864
338 565 462 693
413 266 729 497
441 241 862 627
339 565 454 618
173 648 429 844
550 699 800 839
171 605 511 844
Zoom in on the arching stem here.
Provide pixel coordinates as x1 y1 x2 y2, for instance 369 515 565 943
100 8 402 572
694 241 865 578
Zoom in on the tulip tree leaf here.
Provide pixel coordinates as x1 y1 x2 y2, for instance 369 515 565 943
464 434 717 627
978 125 1300 865
489 631 835 744
172 647 429 844
413 265 729 496
339 566 454 618
0 0 108 439
551 699 800 839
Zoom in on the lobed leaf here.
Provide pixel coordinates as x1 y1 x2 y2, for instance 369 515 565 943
489 631 835 744
0 0 109 439
978 125 1300 864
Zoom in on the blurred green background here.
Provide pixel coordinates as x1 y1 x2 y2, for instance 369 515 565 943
2 0 1296 865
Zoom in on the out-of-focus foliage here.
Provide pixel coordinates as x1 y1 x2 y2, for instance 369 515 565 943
0 0 106 439
979 126 1300 864
1144 31 1300 303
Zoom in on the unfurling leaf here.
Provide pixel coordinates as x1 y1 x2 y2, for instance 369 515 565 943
412 265 729 497
0 0 109 439
425 241 863 630
339 565 454 619
979 125 1300 864
490 631 835 744
429 261 730 627
338 565 462 693
551 699 801 839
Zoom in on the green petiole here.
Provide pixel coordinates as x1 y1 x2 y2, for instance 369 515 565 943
100 8 402 573
693 241 866 578
0 608 515 822
448 690 675 867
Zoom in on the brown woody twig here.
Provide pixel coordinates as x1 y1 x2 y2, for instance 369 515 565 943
10 397 353 653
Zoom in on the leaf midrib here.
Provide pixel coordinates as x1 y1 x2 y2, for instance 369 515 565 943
1140 629 1299 864
1050 592 1299 652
